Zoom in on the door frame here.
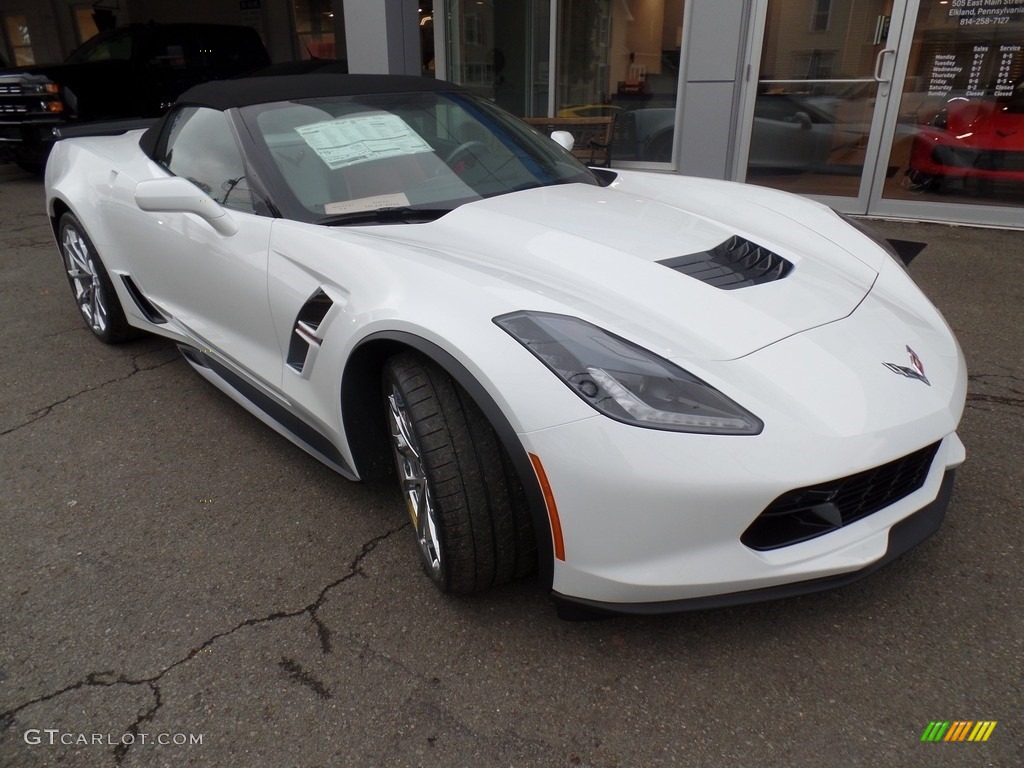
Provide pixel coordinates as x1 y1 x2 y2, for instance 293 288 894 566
737 0 1024 229
736 0 913 214
866 0 1024 228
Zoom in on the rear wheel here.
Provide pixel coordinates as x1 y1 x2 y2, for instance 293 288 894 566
58 213 140 344
383 351 536 594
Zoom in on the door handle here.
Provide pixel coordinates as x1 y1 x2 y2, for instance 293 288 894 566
873 48 895 83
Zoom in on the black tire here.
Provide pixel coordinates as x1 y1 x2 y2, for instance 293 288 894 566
58 213 141 344
904 168 940 193
383 350 536 594
12 146 47 175
15 159 46 175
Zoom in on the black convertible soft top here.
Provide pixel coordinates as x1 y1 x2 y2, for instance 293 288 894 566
177 74 464 110
139 74 466 159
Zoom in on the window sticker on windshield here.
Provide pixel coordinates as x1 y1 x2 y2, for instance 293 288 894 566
296 113 433 170
324 192 410 215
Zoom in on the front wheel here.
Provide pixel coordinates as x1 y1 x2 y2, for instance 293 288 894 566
383 351 536 594
58 213 141 343
903 168 940 193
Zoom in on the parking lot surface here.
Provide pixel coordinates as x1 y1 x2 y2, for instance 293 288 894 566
1 163 1021 767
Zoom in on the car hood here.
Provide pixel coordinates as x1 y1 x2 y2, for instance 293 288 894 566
353 174 880 361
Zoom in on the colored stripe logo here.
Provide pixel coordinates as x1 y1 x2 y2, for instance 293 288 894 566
921 721 997 742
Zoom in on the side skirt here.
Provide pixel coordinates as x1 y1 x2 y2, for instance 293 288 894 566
178 344 356 480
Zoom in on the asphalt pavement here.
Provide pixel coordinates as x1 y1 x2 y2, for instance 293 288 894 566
1 162 1021 768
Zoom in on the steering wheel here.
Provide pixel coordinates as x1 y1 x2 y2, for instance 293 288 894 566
444 140 488 167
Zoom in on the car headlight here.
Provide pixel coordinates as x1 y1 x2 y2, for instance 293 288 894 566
494 311 763 435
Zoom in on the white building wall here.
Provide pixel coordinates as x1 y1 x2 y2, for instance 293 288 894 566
343 0 419 75
674 0 752 180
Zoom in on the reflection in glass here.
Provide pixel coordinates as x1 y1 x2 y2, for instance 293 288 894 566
444 0 551 117
293 0 336 59
556 0 684 163
885 2 1024 208
747 0 892 197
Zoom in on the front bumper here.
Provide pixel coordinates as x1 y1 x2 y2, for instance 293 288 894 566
553 468 955 617
516 272 967 611
909 131 1024 182
0 118 62 144
522 405 963 608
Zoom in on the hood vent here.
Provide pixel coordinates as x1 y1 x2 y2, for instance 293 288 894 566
659 235 793 290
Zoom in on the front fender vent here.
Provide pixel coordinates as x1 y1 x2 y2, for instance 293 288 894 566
659 235 793 289
287 290 333 378
120 275 167 324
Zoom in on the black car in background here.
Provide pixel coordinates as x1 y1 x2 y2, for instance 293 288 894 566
0 23 270 172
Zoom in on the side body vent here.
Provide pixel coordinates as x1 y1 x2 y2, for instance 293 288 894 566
287 290 333 378
659 235 793 289
120 275 167 323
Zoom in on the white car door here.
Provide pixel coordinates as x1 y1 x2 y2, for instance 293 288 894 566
126 106 283 390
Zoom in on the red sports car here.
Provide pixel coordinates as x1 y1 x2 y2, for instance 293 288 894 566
907 82 1024 192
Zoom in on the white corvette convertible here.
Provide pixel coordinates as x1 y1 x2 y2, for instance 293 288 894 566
45 75 967 617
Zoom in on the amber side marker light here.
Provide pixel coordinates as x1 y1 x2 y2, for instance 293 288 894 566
529 453 565 561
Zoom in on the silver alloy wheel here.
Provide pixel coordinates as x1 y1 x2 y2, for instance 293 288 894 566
386 384 443 579
62 223 108 334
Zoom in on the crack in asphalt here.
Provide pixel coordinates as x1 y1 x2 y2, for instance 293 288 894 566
112 683 162 763
40 326 90 339
278 658 332 700
0 522 409 762
966 372 1024 413
0 350 179 437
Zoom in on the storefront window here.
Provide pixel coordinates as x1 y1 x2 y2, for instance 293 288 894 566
73 8 100 44
443 0 683 164
747 0 891 197
444 0 551 117
420 1 436 78
294 0 336 59
883 1 1024 208
3 15 35 66
556 0 684 163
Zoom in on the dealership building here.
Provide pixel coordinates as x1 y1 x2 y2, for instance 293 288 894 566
2 0 1022 228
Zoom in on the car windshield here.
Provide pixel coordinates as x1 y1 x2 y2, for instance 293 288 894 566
65 28 136 64
240 90 602 223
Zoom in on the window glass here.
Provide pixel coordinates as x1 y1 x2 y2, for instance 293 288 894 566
444 0 551 116
2 15 35 66
65 26 134 63
746 0 887 197
242 90 599 221
73 8 99 47
810 0 833 33
882 1 1024 209
556 0 685 164
294 0 336 59
161 107 254 214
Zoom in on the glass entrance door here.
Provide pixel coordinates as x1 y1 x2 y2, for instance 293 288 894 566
746 0 1024 226
870 0 1024 226
744 0 914 211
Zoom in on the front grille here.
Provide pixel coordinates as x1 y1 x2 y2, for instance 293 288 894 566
0 104 28 114
0 84 24 95
933 147 1024 172
741 442 941 551
659 235 793 290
